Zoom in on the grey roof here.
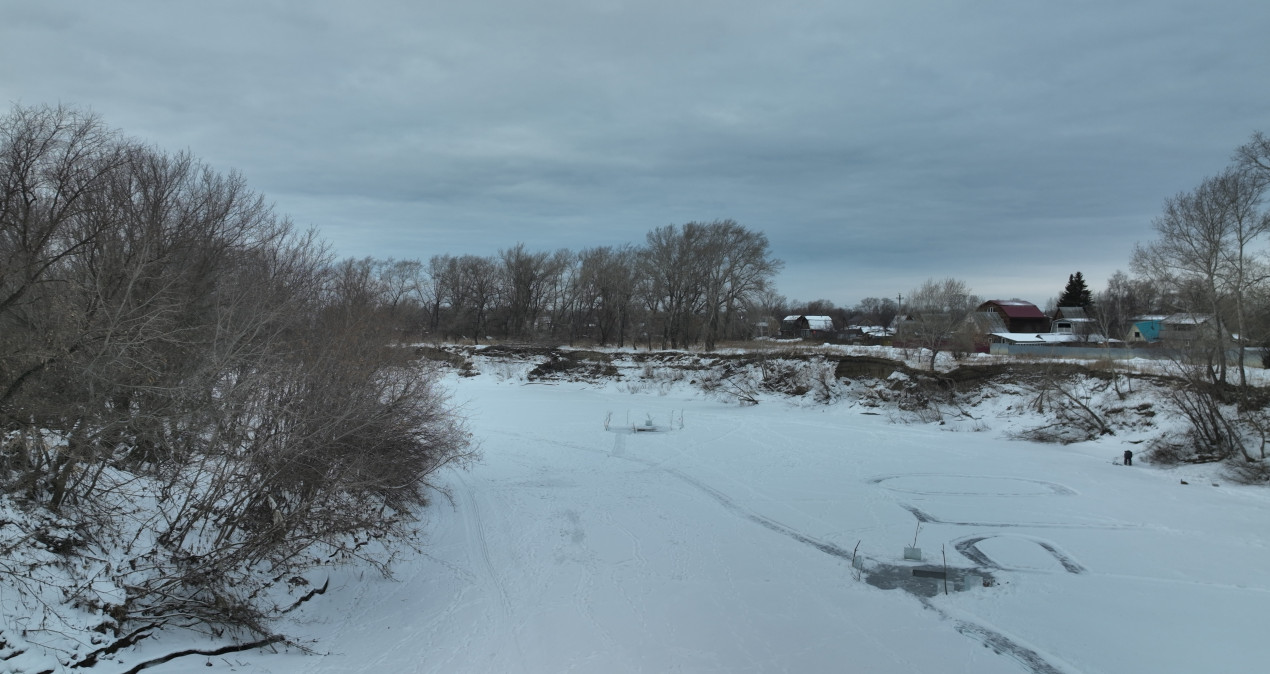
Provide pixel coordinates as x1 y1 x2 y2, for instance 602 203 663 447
968 311 1008 333
1055 306 1089 320
782 315 834 331
1162 313 1214 325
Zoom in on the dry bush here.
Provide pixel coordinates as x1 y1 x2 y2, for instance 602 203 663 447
0 104 473 653
1226 459 1270 484
1013 370 1114 444
697 362 761 405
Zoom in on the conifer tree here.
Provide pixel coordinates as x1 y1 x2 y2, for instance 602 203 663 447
1057 271 1094 308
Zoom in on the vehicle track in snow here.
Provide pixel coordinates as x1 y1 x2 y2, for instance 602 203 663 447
900 503 1140 530
921 601 1078 674
954 535 1088 574
500 420 1078 674
868 473 1078 496
618 441 1079 674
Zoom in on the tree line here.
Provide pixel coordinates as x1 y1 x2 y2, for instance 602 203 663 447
346 220 783 351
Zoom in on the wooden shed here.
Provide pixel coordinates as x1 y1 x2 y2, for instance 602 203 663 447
780 315 835 339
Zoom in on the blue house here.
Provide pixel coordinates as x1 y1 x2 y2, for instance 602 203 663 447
1130 318 1163 343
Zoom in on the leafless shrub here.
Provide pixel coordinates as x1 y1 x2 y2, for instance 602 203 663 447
757 358 810 396
1225 458 1270 484
811 361 840 404
1014 370 1114 444
0 104 473 651
697 364 760 405
1162 369 1242 461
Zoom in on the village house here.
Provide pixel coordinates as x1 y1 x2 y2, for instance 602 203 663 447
1130 313 1224 346
976 299 1051 333
974 301 1112 353
780 315 835 339
839 324 895 344
1127 315 1169 343
1050 306 1098 340
1162 314 1224 345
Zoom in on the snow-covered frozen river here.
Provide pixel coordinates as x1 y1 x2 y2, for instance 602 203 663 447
141 369 1270 673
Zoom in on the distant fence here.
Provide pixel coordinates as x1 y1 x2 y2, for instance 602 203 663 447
989 343 1266 368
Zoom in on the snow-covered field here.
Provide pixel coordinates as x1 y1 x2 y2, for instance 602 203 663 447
128 353 1270 674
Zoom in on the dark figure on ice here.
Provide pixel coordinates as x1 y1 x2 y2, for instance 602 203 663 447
1123 449 1133 466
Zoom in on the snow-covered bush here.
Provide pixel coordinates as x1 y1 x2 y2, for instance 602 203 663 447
697 364 761 405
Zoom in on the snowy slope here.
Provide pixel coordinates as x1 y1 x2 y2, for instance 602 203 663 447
118 355 1270 674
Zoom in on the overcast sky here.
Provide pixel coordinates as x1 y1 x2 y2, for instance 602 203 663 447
4 0 1269 307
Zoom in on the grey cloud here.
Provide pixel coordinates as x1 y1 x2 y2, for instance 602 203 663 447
4 0 1269 306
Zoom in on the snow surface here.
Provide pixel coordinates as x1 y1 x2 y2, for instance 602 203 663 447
117 354 1270 673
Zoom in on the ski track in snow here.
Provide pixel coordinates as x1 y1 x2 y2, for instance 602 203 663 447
453 471 529 672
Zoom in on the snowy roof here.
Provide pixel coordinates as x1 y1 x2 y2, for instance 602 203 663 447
1053 317 1096 324
783 315 834 330
1162 313 1214 325
980 300 1047 319
990 332 1109 344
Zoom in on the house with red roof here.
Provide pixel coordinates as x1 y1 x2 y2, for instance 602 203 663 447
975 301 1118 354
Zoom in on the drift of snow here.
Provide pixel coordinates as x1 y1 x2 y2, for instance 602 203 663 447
84 351 1270 672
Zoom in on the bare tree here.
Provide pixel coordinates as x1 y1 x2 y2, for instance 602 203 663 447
1231 133 1270 377
853 297 899 329
1235 130 1270 188
751 288 788 338
498 243 562 341
0 106 122 312
902 278 980 370
1213 171 1270 386
638 221 780 350
641 223 707 348
577 245 638 346
0 105 125 412
374 258 428 339
1093 270 1160 340
698 220 782 351
459 254 499 344
426 254 463 338
1132 168 1267 385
